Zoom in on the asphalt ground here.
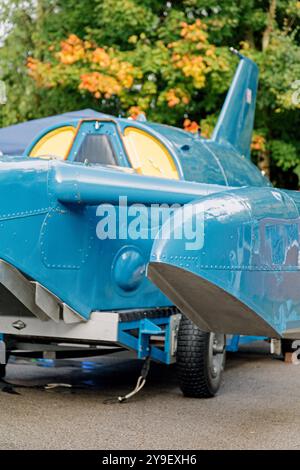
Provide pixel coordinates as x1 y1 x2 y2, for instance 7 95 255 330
0 341 299 450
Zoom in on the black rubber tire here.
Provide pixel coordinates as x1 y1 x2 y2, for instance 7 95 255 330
0 364 6 379
281 339 294 355
176 316 226 398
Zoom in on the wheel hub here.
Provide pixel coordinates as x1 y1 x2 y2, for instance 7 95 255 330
209 333 225 379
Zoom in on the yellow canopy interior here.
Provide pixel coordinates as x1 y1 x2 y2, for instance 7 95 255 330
123 127 179 180
29 126 76 160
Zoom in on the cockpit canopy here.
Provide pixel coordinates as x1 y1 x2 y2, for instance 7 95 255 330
24 116 267 188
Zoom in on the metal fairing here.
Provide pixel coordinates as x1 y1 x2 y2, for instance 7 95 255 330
148 187 300 338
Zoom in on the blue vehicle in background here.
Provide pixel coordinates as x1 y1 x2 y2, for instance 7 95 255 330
0 50 293 399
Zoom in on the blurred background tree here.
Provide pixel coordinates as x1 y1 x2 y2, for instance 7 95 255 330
0 0 299 187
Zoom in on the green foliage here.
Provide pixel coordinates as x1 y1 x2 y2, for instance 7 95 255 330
88 0 158 47
270 139 299 171
0 0 299 187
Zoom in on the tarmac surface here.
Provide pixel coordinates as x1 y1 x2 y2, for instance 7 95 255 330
0 341 299 450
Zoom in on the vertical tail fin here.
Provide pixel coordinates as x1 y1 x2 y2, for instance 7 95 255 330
212 49 259 159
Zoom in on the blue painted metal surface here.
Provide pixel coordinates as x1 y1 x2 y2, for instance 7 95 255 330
0 158 229 319
118 317 174 363
226 335 267 352
148 186 300 338
226 335 241 353
212 54 258 159
0 51 297 355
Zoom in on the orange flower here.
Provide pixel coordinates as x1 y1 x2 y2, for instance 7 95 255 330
180 19 208 43
79 72 121 98
58 34 85 64
251 134 266 152
183 119 200 133
27 57 53 88
128 106 145 120
27 57 37 71
166 89 180 107
91 48 111 68
165 88 190 107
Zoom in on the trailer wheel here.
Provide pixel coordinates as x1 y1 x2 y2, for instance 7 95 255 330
176 316 226 398
0 342 11 379
0 364 6 379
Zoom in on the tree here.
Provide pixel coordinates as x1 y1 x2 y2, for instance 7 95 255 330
0 0 299 188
